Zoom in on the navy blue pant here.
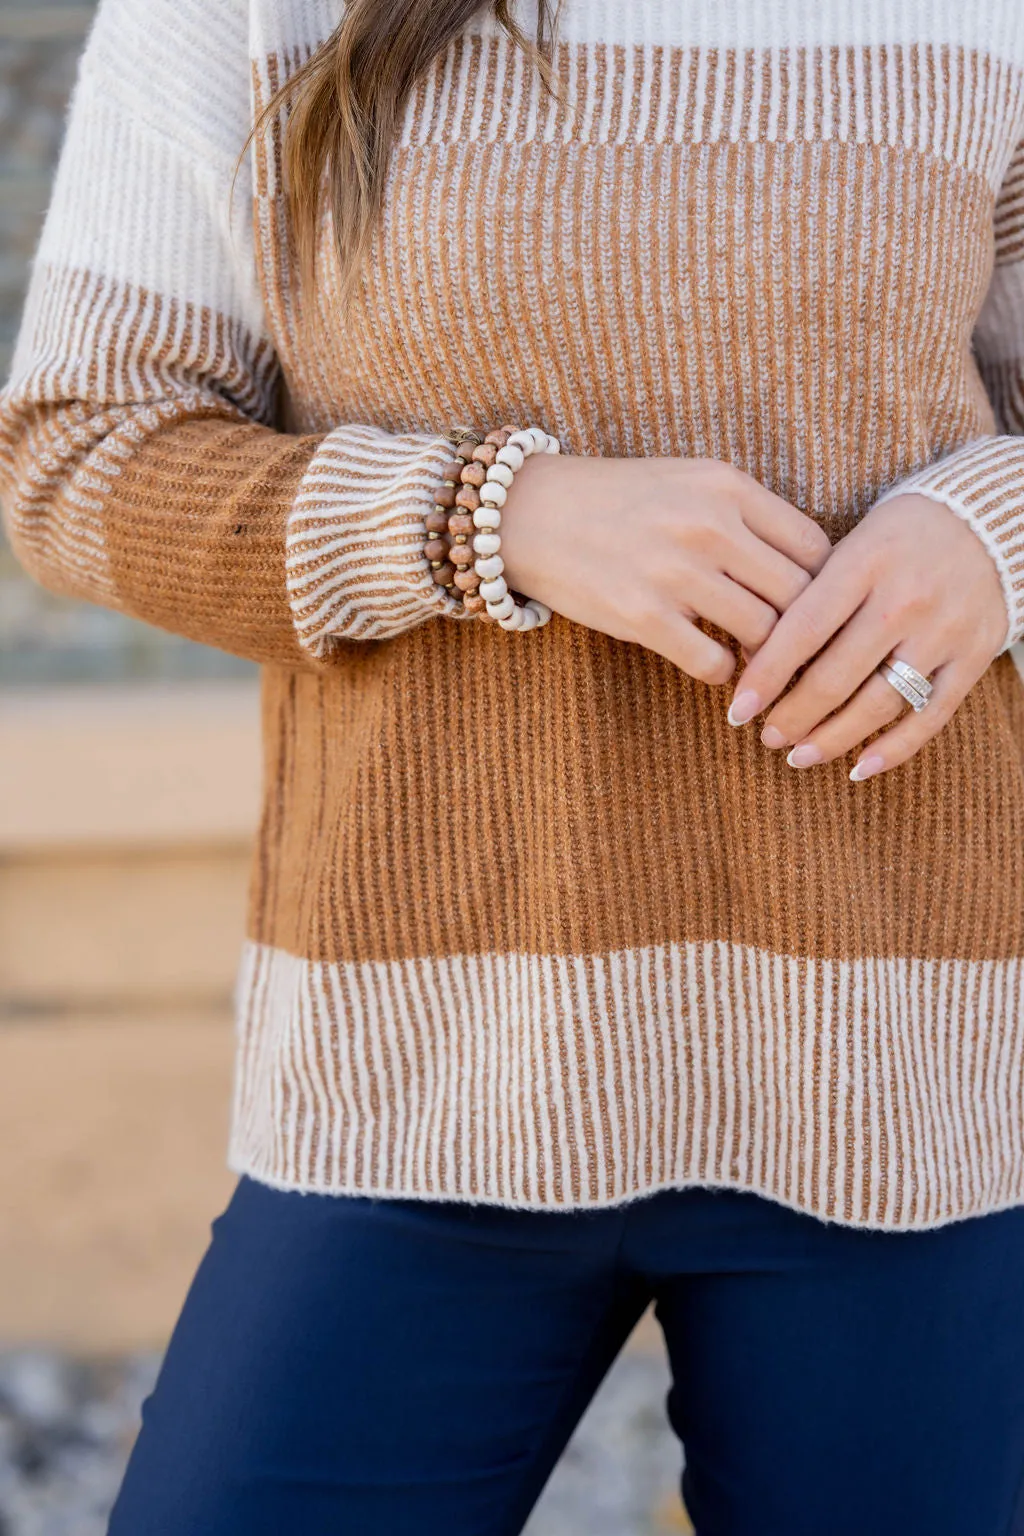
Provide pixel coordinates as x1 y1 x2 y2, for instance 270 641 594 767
109 1178 1024 1535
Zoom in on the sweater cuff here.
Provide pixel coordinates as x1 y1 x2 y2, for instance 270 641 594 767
285 424 466 656
875 436 1024 652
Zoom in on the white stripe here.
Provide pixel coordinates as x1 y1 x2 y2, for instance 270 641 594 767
229 939 1024 1230
527 954 557 1202
815 960 834 1216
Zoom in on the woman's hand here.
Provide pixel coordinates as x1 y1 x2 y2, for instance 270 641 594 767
725 494 1008 780
501 453 831 685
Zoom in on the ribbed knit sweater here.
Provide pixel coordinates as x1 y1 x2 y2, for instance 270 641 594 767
3 0 1024 1229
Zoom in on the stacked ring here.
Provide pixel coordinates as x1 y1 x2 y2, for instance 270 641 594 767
878 658 933 712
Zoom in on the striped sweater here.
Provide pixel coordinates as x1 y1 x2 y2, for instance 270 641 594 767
3 0 1024 1229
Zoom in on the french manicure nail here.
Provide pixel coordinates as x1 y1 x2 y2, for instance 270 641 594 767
850 754 884 782
728 690 761 727
761 726 787 750
787 744 823 768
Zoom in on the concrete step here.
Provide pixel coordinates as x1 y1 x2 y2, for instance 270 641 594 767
0 1008 235 1348
0 684 260 1015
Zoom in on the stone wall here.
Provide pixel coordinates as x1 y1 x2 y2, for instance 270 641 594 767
0 6 88 382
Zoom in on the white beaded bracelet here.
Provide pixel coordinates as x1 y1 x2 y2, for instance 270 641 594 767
474 425 561 632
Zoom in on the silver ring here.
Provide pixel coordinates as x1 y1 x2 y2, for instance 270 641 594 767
878 662 930 712
885 657 933 700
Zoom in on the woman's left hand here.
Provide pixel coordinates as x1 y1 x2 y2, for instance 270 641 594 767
725 494 1008 781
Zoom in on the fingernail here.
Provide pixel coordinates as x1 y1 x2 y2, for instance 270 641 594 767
787 744 823 768
728 690 761 727
761 725 787 750
850 754 884 782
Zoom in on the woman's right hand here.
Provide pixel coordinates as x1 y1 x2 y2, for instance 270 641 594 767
499 453 833 685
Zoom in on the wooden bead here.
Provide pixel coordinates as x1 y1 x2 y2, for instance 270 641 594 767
487 592 517 621
462 593 487 615
499 423 519 437
461 462 487 488
434 484 458 510
484 428 511 448
455 438 479 461
454 567 481 592
425 538 449 564
431 562 456 587
455 485 482 512
425 509 450 536
450 543 475 568
471 443 498 467
442 461 466 483
474 553 504 581
447 512 475 537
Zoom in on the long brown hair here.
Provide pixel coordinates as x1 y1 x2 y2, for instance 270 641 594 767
261 2 563 299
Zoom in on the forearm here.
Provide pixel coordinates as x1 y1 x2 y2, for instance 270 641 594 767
0 390 459 669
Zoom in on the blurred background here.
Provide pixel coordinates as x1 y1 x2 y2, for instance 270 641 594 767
0 3 688 1532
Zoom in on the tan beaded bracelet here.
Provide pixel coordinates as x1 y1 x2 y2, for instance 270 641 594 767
427 425 560 631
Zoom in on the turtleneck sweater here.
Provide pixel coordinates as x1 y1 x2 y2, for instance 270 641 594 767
3 0 1024 1228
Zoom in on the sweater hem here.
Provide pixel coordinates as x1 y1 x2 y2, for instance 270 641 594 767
225 1149 1024 1235
228 939 1024 1235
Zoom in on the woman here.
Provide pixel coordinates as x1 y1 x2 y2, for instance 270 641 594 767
2 0 1024 1530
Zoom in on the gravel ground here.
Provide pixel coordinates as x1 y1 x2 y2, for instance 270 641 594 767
0 1352 159 1536
0 1343 688 1536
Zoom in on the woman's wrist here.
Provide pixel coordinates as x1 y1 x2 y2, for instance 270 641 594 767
496 448 566 602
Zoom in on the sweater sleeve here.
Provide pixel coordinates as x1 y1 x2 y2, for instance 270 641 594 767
875 139 1024 654
0 0 462 670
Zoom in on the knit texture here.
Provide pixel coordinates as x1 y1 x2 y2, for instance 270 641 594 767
3 0 1024 1227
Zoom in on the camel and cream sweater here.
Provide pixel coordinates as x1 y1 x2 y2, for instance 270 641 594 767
3 0 1024 1230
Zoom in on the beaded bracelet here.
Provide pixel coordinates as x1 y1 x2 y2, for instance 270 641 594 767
427 425 561 630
